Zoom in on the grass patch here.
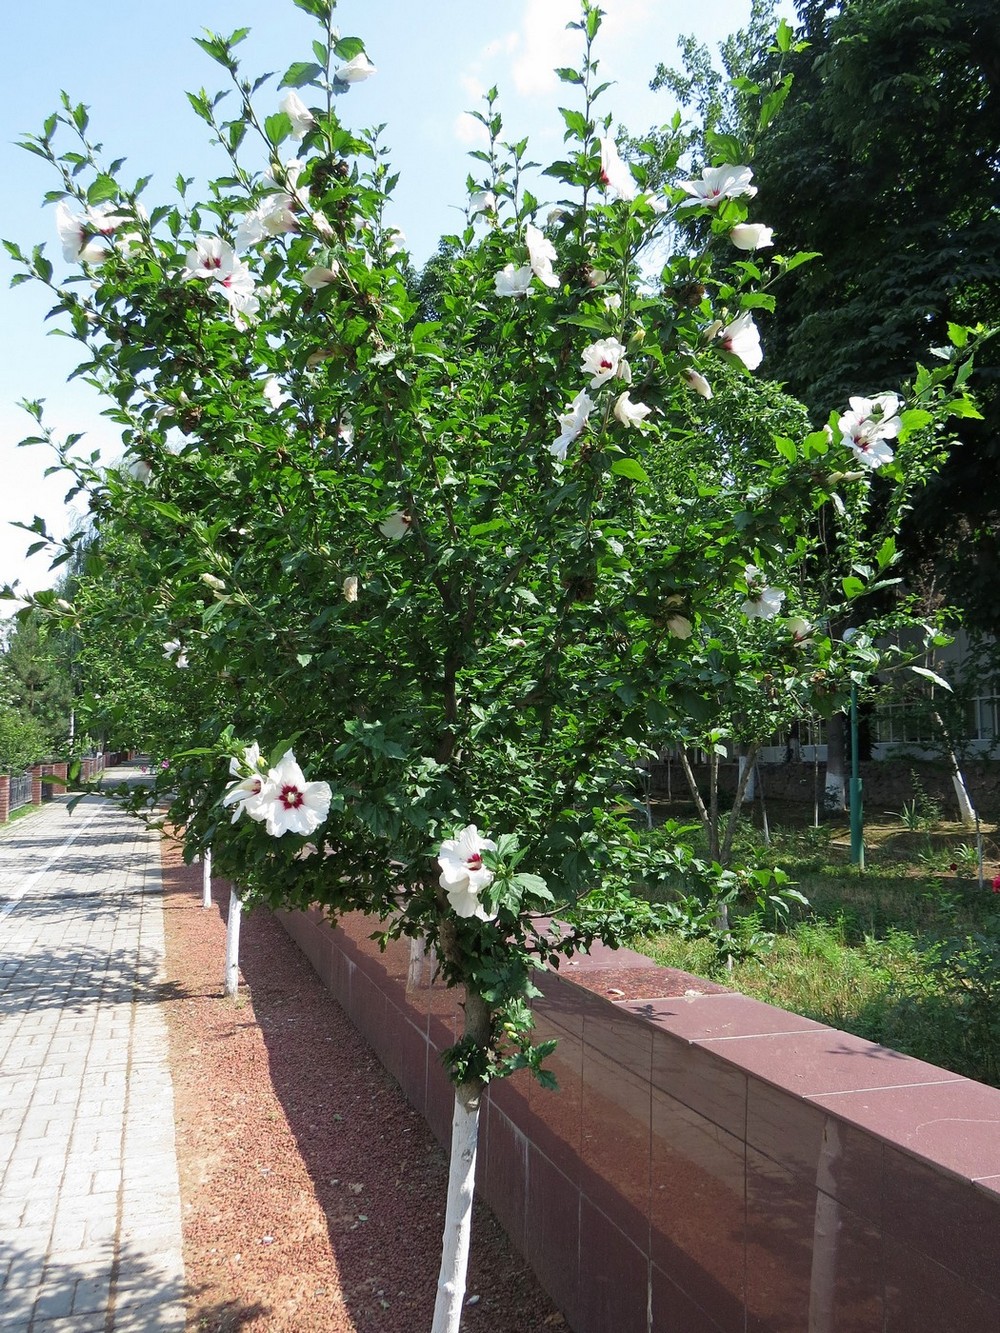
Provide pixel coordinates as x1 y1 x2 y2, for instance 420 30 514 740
0 802 43 834
637 811 1000 1086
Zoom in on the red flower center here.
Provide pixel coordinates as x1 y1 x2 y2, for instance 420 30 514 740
279 784 304 809
465 853 483 872
600 358 613 371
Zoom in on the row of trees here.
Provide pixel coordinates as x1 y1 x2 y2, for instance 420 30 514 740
0 611 73 773
3 1 986 1326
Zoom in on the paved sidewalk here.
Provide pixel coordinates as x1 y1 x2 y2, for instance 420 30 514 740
0 769 186 1332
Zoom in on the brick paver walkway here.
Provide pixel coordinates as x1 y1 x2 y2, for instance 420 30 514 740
0 770 185 1332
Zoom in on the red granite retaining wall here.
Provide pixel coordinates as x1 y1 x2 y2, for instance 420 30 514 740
276 906 1000 1333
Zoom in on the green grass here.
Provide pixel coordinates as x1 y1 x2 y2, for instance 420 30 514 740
637 813 1000 1086
0 802 43 834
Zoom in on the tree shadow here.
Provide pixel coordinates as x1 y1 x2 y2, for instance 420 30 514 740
0 918 211 1021
177 876 560 1332
0 1237 267 1330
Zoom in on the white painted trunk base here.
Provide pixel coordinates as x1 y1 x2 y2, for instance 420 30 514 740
202 845 213 908
951 770 977 826
431 1092 480 1333
225 887 242 996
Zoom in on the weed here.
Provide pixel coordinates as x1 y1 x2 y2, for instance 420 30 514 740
893 799 924 832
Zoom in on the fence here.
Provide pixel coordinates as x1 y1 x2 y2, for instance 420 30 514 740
8 773 31 813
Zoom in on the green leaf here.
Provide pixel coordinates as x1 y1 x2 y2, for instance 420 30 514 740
774 436 797 463
279 61 324 89
875 536 896 569
514 873 554 901
469 518 508 537
292 0 331 18
333 35 366 61
705 131 744 163
265 112 292 146
611 458 650 484
777 251 821 274
910 665 952 692
841 576 865 599
87 175 119 206
943 398 982 420
774 17 794 52
898 408 933 432
558 107 590 141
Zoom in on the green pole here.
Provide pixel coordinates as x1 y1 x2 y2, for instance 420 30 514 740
849 683 864 869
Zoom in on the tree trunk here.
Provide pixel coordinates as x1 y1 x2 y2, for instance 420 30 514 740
931 710 978 827
678 746 714 856
720 741 761 866
431 1089 481 1333
431 986 491 1333
224 887 242 996
824 713 847 813
407 936 424 989
202 845 212 908
738 750 756 802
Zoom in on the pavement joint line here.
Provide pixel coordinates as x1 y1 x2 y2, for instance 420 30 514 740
0 802 107 923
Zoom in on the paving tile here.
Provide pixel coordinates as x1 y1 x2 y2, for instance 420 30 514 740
0 772 185 1333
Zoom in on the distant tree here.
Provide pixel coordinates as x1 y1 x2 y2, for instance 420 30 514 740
741 0 1000 637
647 0 999 810
0 611 73 748
0 706 50 775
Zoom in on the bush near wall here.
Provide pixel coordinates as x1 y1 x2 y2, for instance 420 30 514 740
0 707 51 777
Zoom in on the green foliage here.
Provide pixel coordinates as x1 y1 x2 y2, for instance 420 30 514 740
746 0 999 636
0 706 50 774
3 0 981 1108
641 816 1000 1085
0 611 74 751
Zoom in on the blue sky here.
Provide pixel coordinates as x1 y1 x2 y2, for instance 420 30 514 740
0 0 791 600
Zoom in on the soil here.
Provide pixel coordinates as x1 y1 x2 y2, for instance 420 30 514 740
158 836 565 1333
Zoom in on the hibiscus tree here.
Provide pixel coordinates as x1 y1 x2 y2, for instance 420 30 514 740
6 2 982 1329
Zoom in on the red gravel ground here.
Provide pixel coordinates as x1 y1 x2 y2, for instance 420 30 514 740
158 836 565 1332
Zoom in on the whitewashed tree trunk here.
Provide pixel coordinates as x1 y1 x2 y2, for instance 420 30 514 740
930 711 978 827
430 970 491 1333
431 1090 481 1333
951 771 977 826
224 887 242 996
824 713 847 812
407 935 426 991
738 752 756 802
202 845 212 908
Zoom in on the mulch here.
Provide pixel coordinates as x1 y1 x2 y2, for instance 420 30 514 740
157 834 565 1332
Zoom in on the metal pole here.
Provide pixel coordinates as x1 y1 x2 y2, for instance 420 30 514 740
849 684 864 869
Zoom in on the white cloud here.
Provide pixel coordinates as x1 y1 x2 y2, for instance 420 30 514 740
453 111 489 147
482 31 520 62
509 0 579 96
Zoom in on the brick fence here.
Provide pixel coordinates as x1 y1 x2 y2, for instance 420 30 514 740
0 753 128 823
277 906 1000 1333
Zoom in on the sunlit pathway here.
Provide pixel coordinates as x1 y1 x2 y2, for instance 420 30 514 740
0 770 185 1332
